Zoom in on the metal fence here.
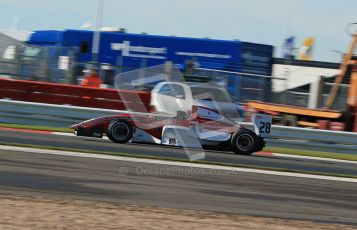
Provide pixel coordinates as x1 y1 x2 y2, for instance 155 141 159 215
286 91 310 107
0 44 271 104
322 83 349 111
0 44 79 83
190 68 269 103
273 82 349 110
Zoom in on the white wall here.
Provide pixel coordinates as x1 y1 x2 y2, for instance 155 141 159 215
272 64 340 92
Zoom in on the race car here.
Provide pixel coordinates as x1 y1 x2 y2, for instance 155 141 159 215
70 106 271 155
71 64 271 156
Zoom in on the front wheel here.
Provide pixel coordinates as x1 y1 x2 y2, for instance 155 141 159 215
231 129 258 155
107 119 133 143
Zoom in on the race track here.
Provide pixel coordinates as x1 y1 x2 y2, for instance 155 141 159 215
0 149 357 225
0 129 357 226
0 129 356 176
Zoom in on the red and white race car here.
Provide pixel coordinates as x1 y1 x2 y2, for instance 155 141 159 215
70 106 271 155
71 64 271 156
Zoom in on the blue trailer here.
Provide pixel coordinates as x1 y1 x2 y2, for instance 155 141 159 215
27 30 273 101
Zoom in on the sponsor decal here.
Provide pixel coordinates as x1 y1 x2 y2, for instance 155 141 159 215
175 51 231 59
169 138 176 145
111 41 167 59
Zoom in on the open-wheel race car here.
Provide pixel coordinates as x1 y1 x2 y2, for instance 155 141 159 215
70 106 271 155
70 64 272 156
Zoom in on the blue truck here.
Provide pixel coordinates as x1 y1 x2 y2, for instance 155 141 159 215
26 29 273 102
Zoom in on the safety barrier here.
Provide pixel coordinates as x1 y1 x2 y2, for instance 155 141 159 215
0 99 127 127
241 122 357 154
1 99 357 154
0 78 151 112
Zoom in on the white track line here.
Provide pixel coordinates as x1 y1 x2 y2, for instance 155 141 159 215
52 132 73 136
53 132 110 140
0 145 356 183
269 152 357 165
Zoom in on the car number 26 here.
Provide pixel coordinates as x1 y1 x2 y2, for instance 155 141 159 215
252 114 272 138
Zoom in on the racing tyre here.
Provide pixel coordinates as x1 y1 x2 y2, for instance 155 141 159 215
107 120 133 143
231 129 257 155
254 136 265 152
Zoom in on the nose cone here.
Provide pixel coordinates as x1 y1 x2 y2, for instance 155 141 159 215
70 124 79 130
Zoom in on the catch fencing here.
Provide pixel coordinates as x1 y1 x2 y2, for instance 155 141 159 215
0 43 271 104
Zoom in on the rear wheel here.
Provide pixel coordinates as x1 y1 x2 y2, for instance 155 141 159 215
107 120 133 143
231 129 258 155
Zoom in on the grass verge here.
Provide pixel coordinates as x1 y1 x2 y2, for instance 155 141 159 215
265 147 357 162
0 141 356 179
0 123 72 133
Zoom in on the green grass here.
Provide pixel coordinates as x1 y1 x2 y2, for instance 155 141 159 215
265 147 357 162
0 123 72 133
0 141 356 179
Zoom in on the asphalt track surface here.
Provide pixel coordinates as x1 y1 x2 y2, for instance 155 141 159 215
0 130 357 225
0 148 356 226
0 129 357 176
